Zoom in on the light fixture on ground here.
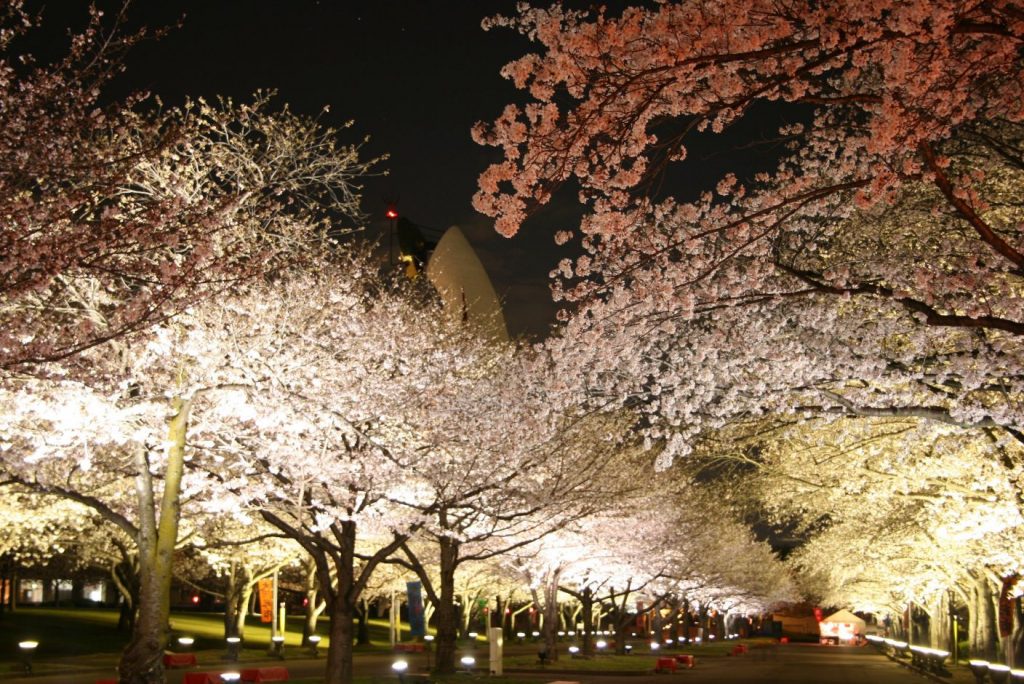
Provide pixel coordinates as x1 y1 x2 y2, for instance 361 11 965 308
650 641 660 651
969 660 990 684
18 641 38 674
225 636 241 661
308 635 321 657
991 664 1012 684
424 634 434 669
460 655 476 674
392 659 409 683
270 635 285 659
568 645 580 657
177 636 195 650
596 640 607 653
220 673 241 683
624 644 633 654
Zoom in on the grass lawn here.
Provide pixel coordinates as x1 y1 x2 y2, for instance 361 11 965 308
0 605 407 665
0 607 775 681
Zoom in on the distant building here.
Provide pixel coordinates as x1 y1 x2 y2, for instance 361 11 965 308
424 226 509 342
392 217 509 342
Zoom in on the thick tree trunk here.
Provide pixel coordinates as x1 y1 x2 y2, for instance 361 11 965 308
117 398 190 684
223 560 253 641
928 593 950 650
540 572 560 662
969 572 999 661
324 597 356 684
581 586 594 656
433 536 460 674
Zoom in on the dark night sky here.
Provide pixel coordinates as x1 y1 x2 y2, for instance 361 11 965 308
31 1 791 337
102 0 572 338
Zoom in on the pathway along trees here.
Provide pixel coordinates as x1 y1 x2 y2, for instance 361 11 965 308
705 415 1024 661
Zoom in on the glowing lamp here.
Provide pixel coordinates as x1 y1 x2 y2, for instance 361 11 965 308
460 655 476 673
991 664 1012 684
568 646 580 655
385 208 399 219
18 641 37 675
220 674 241 683
970 660 991 684
392 660 409 672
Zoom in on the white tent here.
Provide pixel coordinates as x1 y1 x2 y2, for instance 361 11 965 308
819 609 866 643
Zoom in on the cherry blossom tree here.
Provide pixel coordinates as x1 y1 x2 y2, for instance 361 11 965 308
708 415 1024 659
475 1 1024 466
165 256 534 684
385 362 630 673
189 516 303 640
0 1 378 373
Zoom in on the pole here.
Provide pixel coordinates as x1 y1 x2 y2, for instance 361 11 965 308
271 571 279 638
390 590 397 647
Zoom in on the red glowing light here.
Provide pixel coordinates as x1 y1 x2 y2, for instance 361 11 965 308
385 208 399 219
191 595 200 604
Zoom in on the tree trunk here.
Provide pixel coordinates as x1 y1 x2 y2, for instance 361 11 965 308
581 586 594 656
301 559 321 646
541 571 560 662
324 595 356 684
969 572 999 661
117 397 190 684
356 597 370 646
928 593 950 650
433 536 460 674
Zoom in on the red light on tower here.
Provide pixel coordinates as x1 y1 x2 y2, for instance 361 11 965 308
385 208 398 219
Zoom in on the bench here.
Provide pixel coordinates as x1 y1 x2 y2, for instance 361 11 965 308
183 674 219 684
654 656 678 673
163 652 198 668
393 643 426 653
675 654 696 668
240 666 290 682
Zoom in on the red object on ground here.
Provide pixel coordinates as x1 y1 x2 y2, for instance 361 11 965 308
183 674 218 684
654 656 678 673
675 654 696 668
162 653 198 668
780 636 790 644
240 666 290 682
393 643 426 652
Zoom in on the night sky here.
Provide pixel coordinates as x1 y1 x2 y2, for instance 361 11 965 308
31 1 790 337
89 0 570 337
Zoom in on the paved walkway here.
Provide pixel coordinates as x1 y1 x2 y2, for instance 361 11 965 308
0 642 982 683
